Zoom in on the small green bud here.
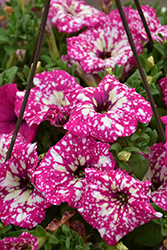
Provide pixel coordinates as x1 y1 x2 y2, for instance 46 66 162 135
136 128 142 135
117 151 131 162
146 56 154 71
116 241 128 250
105 67 113 75
146 75 153 85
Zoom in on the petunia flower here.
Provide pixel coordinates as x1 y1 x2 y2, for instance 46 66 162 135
32 132 115 207
14 69 82 127
0 232 38 250
143 143 167 211
108 5 167 42
77 168 162 246
0 142 51 229
0 83 37 143
158 77 167 107
0 132 28 164
64 74 153 142
47 0 107 33
65 16 144 74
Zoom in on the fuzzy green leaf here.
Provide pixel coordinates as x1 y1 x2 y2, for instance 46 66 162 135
128 154 149 180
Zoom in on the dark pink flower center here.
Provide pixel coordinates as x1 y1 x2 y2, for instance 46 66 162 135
73 167 85 179
114 191 128 204
20 177 34 190
18 244 32 250
95 100 112 113
151 178 162 191
97 50 111 59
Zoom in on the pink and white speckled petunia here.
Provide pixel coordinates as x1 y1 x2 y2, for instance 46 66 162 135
64 75 153 142
143 143 167 211
0 84 37 143
158 77 167 107
65 16 144 74
109 5 167 42
14 69 82 127
32 132 115 207
0 143 51 229
0 232 38 250
48 0 107 33
78 168 162 246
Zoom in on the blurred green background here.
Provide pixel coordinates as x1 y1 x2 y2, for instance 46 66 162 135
86 0 166 9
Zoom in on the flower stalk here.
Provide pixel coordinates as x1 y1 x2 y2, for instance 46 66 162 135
45 19 59 63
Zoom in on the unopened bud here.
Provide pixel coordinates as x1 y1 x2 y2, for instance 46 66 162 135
146 75 153 85
30 61 41 75
116 241 128 250
105 67 113 75
146 56 154 71
6 49 26 69
117 151 131 162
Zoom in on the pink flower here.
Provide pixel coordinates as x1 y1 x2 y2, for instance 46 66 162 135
48 0 107 33
65 16 144 74
0 232 38 250
32 132 115 207
78 168 162 246
0 84 37 143
109 5 167 42
158 77 167 107
15 69 82 127
0 143 51 229
64 75 153 142
143 143 167 211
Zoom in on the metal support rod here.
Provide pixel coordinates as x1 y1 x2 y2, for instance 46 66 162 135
5 0 51 161
134 0 154 50
115 0 166 144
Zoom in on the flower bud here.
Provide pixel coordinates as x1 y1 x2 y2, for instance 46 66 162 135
117 151 131 162
116 241 128 250
98 0 114 14
30 61 41 75
146 75 153 85
6 49 26 69
146 56 154 71
45 19 59 63
105 67 113 75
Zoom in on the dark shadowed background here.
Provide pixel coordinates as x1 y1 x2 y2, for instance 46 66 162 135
85 0 167 9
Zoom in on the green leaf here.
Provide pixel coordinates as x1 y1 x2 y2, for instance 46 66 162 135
78 236 84 247
123 147 141 153
6 229 28 237
23 65 30 80
0 8 8 18
118 161 131 172
109 143 122 153
154 44 165 55
98 71 105 79
44 241 51 250
148 130 158 147
66 236 71 249
0 66 18 86
139 54 146 68
0 28 10 42
128 154 149 180
137 221 163 247
130 133 139 141
17 72 25 82
48 234 59 245
36 225 47 237
29 230 39 237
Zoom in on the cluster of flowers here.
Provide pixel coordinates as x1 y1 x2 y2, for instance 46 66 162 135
0 0 167 248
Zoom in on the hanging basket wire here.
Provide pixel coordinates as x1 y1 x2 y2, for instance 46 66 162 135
5 0 166 161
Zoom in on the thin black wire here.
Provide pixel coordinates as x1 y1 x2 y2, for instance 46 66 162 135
115 0 166 144
5 0 51 161
134 0 154 50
